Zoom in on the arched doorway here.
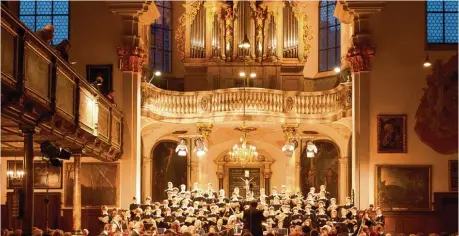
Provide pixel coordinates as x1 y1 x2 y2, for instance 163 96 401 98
300 140 340 200
151 140 187 201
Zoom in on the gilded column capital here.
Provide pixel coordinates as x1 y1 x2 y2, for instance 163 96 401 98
345 39 375 72
282 123 299 140
117 45 147 72
196 123 213 140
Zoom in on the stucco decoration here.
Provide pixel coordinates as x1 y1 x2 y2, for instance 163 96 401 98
290 1 314 61
415 54 458 154
345 39 375 72
117 46 146 72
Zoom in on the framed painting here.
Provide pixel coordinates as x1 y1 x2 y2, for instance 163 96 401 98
375 165 431 210
7 160 63 189
449 160 458 191
86 64 113 95
64 163 120 207
377 114 407 153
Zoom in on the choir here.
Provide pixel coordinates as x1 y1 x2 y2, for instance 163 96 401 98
98 182 386 235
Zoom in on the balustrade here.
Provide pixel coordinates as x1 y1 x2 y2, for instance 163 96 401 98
142 82 352 123
1 7 123 160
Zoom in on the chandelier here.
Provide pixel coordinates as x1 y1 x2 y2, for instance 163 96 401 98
227 37 259 165
227 127 259 165
6 157 24 181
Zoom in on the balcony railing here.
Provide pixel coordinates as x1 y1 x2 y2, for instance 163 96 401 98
1 7 123 161
142 82 352 124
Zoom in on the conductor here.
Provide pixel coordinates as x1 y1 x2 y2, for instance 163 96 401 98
243 201 265 236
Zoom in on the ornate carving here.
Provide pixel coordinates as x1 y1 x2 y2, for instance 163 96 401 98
290 1 314 61
200 96 209 111
117 45 146 72
224 6 235 62
285 97 294 111
176 1 203 61
345 39 375 72
415 54 458 154
254 3 267 60
176 14 187 61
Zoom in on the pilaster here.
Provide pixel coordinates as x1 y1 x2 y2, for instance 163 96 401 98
336 0 385 208
196 123 213 184
281 123 299 191
106 1 160 207
338 156 349 205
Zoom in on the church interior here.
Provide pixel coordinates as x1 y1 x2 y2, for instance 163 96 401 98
0 0 458 235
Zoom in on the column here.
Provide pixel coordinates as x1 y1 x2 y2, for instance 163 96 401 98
106 1 160 207
20 125 35 235
336 1 385 208
264 171 272 196
142 156 152 200
338 156 349 205
72 153 82 235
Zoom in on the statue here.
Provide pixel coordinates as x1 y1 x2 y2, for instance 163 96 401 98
224 6 234 61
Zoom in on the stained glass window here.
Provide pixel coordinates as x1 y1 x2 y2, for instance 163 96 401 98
427 0 458 44
319 1 340 72
19 0 69 45
151 1 172 73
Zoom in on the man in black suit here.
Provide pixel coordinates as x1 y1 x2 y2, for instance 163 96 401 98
243 201 265 236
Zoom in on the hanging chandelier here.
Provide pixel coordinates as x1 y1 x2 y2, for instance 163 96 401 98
6 157 24 181
226 48 259 165
227 127 259 165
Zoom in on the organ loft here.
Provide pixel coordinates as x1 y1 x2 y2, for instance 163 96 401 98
0 0 457 235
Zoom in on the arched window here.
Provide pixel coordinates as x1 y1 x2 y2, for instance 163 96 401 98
319 1 340 72
151 1 172 73
19 0 69 45
426 0 458 44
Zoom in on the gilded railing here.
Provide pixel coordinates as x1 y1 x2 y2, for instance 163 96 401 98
1 7 123 160
142 82 352 123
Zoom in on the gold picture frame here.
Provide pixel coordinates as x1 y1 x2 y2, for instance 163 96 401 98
377 114 407 153
449 160 458 192
375 165 431 210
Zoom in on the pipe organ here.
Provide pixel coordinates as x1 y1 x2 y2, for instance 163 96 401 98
177 0 314 91
283 3 299 58
179 0 312 62
190 4 206 58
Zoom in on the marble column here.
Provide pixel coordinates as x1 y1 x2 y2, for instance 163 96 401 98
20 125 35 235
72 153 82 235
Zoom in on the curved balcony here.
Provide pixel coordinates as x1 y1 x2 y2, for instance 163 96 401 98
141 82 352 124
1 7 123 161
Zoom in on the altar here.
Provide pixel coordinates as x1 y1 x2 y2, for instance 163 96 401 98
228 168 261 198
214 153 275 196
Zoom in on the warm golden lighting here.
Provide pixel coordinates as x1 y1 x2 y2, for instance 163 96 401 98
334 67 341 73
227 133 258 165
250 73 256 78
423 54 431 67
154 71 162 76
239 72 246 78
239 34 251 49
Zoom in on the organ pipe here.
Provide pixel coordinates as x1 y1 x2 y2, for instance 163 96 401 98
190 5 206 58
283 3 298 58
